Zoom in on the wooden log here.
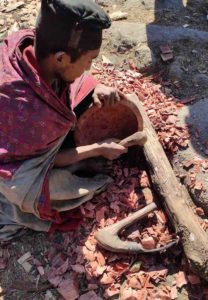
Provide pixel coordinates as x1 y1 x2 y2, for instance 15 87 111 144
127 94 208 280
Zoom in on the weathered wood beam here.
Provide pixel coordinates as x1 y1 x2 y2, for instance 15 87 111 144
127 94 208 280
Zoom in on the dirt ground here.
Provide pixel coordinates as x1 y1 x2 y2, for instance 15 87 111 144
0 0 208 299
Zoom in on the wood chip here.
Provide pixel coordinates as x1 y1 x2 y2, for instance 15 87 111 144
79 291 102 300
17 252 31 265
37 266 45 276
21 261 32 273
57 278 79 300
71 264 85 274
176 271 188 288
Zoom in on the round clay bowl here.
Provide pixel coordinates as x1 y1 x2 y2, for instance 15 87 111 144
74 97 143 146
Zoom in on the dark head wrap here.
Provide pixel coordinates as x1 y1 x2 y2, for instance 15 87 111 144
42 0 111 29
35 0 111 59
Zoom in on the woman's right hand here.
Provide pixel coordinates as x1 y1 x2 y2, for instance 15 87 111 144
95 139 128 160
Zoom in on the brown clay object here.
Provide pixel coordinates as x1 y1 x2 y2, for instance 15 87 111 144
74 97 145 146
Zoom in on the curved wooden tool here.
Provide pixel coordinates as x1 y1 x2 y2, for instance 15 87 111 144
95 202 178 253
119 131 147 148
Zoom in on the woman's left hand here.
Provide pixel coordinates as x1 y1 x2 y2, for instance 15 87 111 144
92 83 127 107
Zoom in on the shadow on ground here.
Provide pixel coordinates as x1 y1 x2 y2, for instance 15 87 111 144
146 0 208 158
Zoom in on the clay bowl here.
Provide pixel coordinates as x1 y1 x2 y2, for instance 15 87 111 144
74 96 144 146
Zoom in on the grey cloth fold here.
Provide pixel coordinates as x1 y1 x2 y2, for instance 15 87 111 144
0 136 111 240
49 168 112 211
0 138 64 240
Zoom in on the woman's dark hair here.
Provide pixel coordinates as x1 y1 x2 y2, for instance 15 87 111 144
35 0 109 61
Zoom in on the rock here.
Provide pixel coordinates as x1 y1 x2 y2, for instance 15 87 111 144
29 16 36 27
8 22 19 35
102 55 113 65
175 98 208 213
0 32 7 42
111 26 138 54
125 0 185 10
135 44 156 71
168 62 184 80
109 22 208 45
110 11 128 21
175 55 186 64
130 0 155 10
45 290 56 300
109 23 146 47
179 99 208 146
19 22 29 29
115 36 137 54
4 1 25 12
95 0 109 7
193 74 208 86
100 52 121 66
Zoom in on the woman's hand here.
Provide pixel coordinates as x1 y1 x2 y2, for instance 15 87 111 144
96 139 128 160
92 83 127 107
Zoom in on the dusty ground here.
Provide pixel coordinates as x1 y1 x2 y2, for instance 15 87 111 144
0 0 208 299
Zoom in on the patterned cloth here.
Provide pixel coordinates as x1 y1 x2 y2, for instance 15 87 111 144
0 29 98 239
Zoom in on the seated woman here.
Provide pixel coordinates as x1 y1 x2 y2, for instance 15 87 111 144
0 0 128 239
